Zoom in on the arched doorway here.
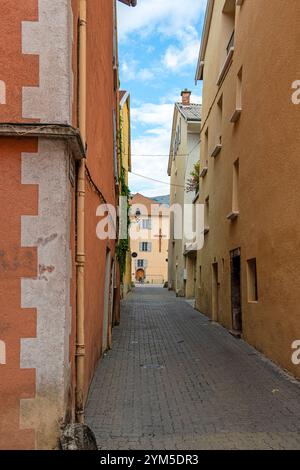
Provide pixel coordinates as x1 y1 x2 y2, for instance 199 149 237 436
136 268 145 282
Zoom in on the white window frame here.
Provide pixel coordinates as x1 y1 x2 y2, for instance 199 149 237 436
140 242 152 252
142 219 152 230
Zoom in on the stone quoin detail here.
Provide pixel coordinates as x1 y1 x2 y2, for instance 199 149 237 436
22 0 73 123
0 80 6 104
20 140 73 449
0 340 6 364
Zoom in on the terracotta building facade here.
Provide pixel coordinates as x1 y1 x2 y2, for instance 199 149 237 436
194 0 300 378
0 0 135 450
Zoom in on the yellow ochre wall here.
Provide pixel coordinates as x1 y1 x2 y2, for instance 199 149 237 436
130 194 169 285
120 92 132 297
196 0 300 378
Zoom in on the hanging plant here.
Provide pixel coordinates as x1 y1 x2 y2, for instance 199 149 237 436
186 161 200 193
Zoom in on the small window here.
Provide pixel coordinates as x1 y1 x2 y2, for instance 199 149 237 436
232 159 239 212
142 219 152 230
137 259 145 268
247 258 258 302
236 67 243 110
211 99 223 157
204 128 209 164
140 242 152 252
217 95 223 145
173 118 181 159
226 30 235 55
231 68 243 122
204 196 209 231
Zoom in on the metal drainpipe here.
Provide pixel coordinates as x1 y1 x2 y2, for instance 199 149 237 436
75 0 87 424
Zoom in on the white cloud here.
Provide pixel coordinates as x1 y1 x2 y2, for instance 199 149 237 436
122 60 155 82
163 26 200 71
131 102 174 129
138 68 155 81
117 0 206 196
129 102 174 196
117 0 207 40
129 95 202 196
118 1 206 83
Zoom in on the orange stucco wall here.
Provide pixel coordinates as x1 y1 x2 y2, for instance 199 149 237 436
0 0 120 448
76 0 119 400
0 0 38 122
0 0 39 449
0 138 38 449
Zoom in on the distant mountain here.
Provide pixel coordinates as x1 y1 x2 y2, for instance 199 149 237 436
152 195 170 206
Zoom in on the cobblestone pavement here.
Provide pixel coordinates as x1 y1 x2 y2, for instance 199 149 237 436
86 287 300 450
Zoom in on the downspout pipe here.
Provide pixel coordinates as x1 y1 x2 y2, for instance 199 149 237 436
76 0 87 424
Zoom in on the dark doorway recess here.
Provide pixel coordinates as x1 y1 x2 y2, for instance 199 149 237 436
230 248 242 335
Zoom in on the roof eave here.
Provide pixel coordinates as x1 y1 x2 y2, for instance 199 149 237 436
176 103 202 122
128 94 132 172
167 106 179 176
175 103 188 122
120 90 130 109
195 0 215 83
118 0 137 7
119 91 132 172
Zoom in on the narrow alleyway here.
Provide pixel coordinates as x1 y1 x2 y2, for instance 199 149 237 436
86 287 300 450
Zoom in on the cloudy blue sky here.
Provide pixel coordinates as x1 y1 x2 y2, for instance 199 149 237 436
117 0 207 197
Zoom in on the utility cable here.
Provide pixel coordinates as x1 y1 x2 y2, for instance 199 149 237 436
130 171 186 189
130 139 201 158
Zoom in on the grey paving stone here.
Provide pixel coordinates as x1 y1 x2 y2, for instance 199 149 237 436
86 287 300 450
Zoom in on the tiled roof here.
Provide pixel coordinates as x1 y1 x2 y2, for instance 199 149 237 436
176 103 201 121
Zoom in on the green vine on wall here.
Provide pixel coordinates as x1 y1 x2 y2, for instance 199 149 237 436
117 112 131 281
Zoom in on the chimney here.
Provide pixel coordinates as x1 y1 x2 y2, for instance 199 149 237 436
181 89 191 106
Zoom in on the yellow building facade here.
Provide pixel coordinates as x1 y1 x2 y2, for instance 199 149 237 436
119 91 132 298
194 0 300 378
130 193 169 285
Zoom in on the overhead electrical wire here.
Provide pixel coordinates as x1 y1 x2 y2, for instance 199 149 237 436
129 140 200 188
130 139 201 158
130 171 186 189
